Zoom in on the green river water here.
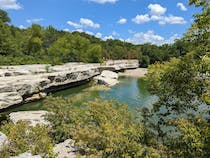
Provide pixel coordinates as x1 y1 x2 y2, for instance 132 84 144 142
0 77 157 116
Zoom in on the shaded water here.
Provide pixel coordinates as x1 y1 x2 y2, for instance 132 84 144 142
1 77 157 114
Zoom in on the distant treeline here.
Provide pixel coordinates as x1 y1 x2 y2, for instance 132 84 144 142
0 9 189 66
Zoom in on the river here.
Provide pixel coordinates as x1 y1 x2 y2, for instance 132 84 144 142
1 77 157 114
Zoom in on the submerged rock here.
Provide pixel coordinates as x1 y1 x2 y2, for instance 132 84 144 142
9 110 50 127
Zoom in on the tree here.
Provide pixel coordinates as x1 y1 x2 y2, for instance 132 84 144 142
86 44 102 63
185 0 210 55
0 9 11 23
0 21 15 55
27 24 43 54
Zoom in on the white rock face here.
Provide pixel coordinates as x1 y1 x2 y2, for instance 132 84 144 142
53 139 82 158
9 111 50 127
102 60 139 71
94 70 119 86
10 152 41 158
0 132 8 149
0 92 23 109
0 60 138 109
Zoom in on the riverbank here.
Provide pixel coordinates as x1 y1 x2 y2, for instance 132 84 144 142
0 60 139 110
119 68 147 78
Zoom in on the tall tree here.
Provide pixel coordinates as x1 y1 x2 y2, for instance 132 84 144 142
0 9 11 23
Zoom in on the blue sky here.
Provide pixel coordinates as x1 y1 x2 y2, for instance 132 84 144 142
0 0 200 45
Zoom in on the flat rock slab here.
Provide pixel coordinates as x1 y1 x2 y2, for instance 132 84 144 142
9 110 50 127
10 152 41 158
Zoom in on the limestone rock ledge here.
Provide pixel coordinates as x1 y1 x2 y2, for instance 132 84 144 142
0 60 139 109
0 66 99 110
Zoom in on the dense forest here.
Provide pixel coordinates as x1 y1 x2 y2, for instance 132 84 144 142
0 9 189 66
0 0 209 157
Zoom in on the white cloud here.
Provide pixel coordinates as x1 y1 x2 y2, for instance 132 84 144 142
80 18 100 29
148 4 166 16
63 28 71 32
67 21 82 29
132 14 150 24
75 29 84 32
85 31 94 35
127 30 164 45
128 29 135 34
127 30 180 45
18 25 26 29
67 18 100 29
159 15 186 24
0 0 21 10
165 34 180 44
132 3 186 25
26 18 44 23
95 32 102 38
112 31 119 36
88 0 118 4
117 18 127 24
177 3 187 11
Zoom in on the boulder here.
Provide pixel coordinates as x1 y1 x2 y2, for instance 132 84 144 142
53 139 83 158
94 70 119 86
94 76 119 86
9 111 50 127
10 152 41 158
25 92 47 103
101 70 118 79
0 132 8 149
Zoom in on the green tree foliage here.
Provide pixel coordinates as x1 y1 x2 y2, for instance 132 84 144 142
185 0 210 55
86 44 102 63
144 1 210 157
0 21 16 55
0 9 188 66
27 24 43 54
0 9 10 23
168 116 210 158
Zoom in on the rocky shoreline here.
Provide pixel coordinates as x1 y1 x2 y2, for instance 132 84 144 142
0 60 139 110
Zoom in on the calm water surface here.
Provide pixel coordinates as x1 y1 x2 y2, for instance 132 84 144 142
2 77 157 113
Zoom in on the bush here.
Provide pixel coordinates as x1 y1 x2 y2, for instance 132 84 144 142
0 121 55 157
45 97 146 157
